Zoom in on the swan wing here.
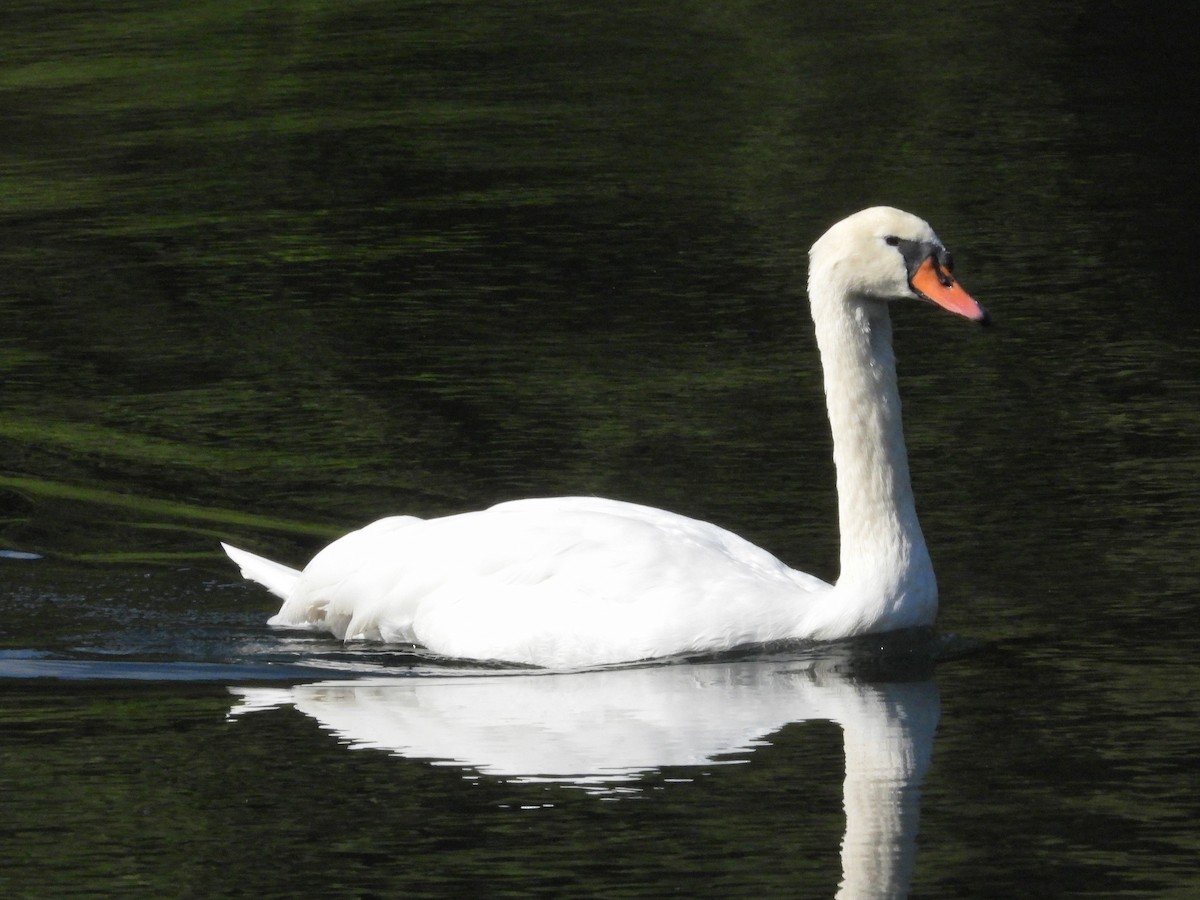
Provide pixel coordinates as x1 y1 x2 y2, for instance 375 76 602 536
271 497 830 666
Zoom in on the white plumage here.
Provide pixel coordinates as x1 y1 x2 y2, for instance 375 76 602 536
224 206 987 668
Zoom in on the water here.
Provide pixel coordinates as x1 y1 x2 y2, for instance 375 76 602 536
3 1 1200 896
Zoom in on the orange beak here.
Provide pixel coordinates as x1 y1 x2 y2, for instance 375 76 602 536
910 256 989 324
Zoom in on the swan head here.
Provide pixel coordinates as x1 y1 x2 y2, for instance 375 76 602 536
808 206 988 324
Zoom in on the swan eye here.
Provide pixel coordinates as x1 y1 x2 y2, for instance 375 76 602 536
884 235 900 247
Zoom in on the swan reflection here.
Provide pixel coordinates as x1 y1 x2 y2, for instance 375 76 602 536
230 657 938 898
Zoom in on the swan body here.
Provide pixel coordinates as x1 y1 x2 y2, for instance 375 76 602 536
223 206 987 668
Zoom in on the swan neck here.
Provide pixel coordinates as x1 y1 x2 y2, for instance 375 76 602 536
809 282 934 612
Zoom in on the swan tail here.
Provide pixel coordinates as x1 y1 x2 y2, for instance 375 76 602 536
222 542 301 600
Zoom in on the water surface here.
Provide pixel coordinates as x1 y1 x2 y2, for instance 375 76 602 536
3 1 1200 897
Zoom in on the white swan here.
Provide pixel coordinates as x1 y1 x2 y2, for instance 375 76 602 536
223 206 987 668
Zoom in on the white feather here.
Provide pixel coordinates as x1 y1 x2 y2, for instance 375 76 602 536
223 207 985 668
221 542 301 600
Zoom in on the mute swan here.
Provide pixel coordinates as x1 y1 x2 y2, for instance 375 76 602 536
223 206 988 668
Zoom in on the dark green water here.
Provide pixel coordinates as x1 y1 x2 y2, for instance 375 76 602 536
3 2 1200 897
